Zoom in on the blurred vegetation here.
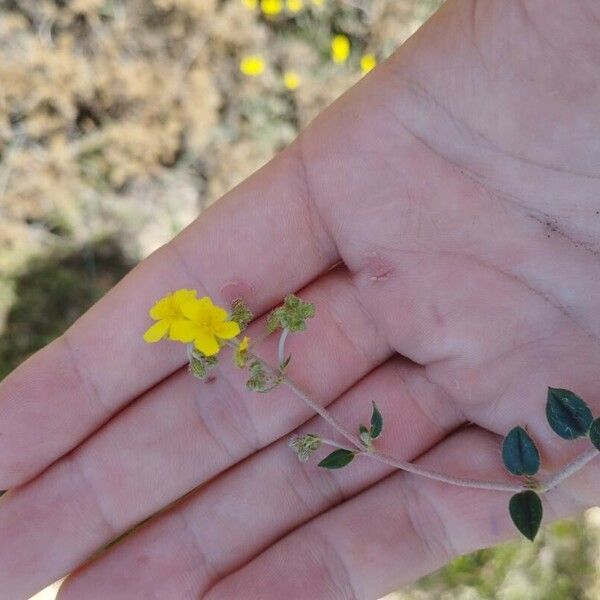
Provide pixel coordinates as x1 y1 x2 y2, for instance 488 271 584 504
1 1 600 599
0 237 132 380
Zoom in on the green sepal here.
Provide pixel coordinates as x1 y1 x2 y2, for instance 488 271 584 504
509 490 543 541
589 418 600 451
502 426 540 476
267 294 315 333
189 351 218 381
370 401 383 439
318 449 356 469
246 360 281 393
546 387 593 439
230 298 253 330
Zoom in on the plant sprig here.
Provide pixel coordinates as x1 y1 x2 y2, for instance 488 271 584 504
143 291 600 543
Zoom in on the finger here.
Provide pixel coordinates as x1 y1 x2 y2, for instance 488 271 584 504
203 428 588 600
0 267 392 600
57 357 463 599
0 141 339 488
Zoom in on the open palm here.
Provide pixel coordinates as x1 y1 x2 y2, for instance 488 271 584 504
2 1 600 598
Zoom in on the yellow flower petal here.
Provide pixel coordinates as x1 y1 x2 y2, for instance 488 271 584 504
169 320 198 343
149 296 174 320
173 289 197 306
180 298 202 321
143 319 171 343
214 320 241 339
194 331 220 356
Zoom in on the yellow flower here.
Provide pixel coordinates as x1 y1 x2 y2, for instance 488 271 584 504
360 53 377 74
331 34 350 64
234 336 251 368
261 0 282 15
170 296 241 356
242 0 257 8
283 70 301 90
240 55 265 76
286 0 303 13
143 289 197 344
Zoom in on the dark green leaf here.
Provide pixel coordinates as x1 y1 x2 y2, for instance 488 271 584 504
502 426 540 476
509 490 543 541
280 355 292 371
590 418 600 451
546 387 593 439
318 449 356 469
370 401 383 439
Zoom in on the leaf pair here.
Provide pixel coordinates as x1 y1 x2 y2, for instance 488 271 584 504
318 402 384 469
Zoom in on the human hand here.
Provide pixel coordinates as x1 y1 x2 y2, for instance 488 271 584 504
2 1 600 597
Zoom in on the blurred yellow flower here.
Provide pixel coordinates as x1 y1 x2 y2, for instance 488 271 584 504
360 53 377 74
283 70 301 90
261 0 283 15
286 0 304 12
240 55 266 76
331 34 350 64
171 297 241 356
143 289 197 343
242 0 257 8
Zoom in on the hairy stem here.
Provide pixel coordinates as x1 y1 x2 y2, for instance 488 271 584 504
537 447 598 493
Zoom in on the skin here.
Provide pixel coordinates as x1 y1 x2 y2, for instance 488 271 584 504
1 0 599 597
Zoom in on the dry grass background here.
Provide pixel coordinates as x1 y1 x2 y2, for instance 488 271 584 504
1 1 600 598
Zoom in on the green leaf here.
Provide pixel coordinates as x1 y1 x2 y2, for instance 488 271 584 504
546 387 593 439
280 355 292 372
318 449 356 469
370 401 383 439
589 418 600 451
509 490 543 541
502 426 540 476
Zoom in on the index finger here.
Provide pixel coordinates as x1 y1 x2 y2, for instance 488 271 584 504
0 141 338 488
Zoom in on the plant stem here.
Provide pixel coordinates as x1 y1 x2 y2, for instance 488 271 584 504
537 447 599 493
278 328 289 365
272 328 598 495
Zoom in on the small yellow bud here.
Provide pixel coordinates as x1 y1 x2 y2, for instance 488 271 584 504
235 336 251 368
